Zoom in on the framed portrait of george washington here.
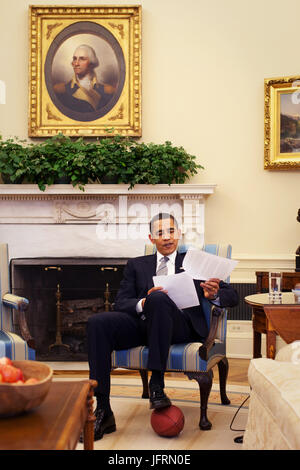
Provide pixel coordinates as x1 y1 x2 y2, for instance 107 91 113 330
264 75 300 169
28 5 142 137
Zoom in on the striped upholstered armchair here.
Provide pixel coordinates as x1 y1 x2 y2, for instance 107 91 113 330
0 244 35 360
111 243 233 431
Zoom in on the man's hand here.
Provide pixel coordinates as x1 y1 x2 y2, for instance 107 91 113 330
200 278 220 300
141 286 168 309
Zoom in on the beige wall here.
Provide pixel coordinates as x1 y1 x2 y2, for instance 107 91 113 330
0 0 299 279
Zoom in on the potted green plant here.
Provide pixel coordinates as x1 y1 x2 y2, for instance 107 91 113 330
0 133 204 191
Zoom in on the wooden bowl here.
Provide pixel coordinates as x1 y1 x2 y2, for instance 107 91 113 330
0 360 53 417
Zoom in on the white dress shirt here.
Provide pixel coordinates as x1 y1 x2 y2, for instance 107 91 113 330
136 250 177 313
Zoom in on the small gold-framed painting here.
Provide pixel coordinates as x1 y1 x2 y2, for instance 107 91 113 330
28 5 142 137
264 75 300 169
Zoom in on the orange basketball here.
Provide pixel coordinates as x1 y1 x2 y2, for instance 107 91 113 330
151 405 184 437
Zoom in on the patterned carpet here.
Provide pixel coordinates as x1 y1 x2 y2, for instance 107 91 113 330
109 377 249 407
74 377 250 451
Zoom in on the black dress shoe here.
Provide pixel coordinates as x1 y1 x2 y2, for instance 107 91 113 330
94 409 116 441
80 409 116 442
149 385 172 410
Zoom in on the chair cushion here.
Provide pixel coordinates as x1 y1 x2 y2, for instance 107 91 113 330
203 244 232 258
0 330 35 360
112 341 226 372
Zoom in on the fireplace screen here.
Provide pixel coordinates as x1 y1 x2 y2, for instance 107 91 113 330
11 258 127 361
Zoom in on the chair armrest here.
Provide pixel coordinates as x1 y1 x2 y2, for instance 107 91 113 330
198 305 224 361
3 293 29 310
2 293 35 349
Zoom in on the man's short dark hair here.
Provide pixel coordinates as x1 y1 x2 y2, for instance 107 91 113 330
149 213 178 234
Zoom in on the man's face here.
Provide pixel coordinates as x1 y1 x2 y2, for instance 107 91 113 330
72 48 91 78
149 217 181 256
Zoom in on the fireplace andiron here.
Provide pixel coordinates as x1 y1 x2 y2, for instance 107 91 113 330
49 283 70 352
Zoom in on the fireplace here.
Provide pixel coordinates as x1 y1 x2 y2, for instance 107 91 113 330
11 257 127 361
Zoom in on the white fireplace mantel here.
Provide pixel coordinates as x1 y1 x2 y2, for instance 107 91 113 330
0 184 216 259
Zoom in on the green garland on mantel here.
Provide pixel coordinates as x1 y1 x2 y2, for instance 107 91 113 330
0 133 204 191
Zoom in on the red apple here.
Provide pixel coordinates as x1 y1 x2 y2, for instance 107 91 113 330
0 372 3 383
1 364 24 383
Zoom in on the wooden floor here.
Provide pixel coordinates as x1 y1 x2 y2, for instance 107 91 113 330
55 358 251 386
217 358 250 386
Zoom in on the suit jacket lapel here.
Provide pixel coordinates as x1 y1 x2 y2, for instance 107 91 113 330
146 253 157 289
175 252 185 274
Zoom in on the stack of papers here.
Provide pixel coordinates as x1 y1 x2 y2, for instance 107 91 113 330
152 249 238 309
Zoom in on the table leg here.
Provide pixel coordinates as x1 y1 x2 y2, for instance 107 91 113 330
83 380 97 450
266 330 276 359
253 330 262 358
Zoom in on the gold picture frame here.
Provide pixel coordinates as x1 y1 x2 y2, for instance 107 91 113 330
28 5 142 137
264 75 300 169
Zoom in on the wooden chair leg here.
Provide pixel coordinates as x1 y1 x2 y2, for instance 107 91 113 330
186 370 213 430
217 357 231 405
139 369 149 398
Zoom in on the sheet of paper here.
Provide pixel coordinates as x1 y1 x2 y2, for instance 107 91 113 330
152 272 199 309
182 248 238 281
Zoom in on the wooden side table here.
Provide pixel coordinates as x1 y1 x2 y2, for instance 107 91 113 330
264 305 300 346
245 292 299 359
0 379 97 450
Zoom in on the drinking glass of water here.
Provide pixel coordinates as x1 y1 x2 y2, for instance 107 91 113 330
268 272 282 302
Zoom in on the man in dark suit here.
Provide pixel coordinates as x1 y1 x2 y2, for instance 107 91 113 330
87 213 239 440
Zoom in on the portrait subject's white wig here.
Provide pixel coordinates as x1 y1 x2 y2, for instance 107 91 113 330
73 44 100 68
